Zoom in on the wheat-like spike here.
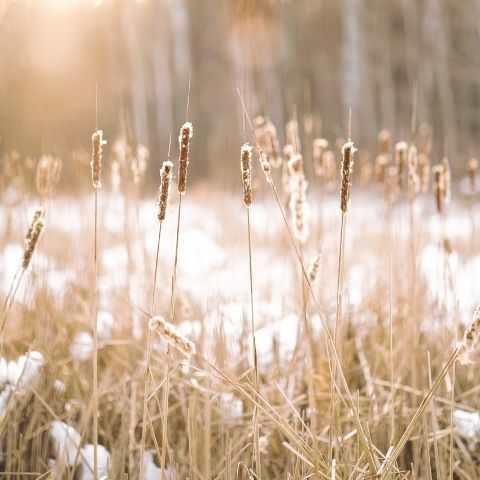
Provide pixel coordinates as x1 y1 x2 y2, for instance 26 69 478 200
91 130 106 189
25 207 45 247
442 156 451 205
178 122 193 195
467 158 478 193
378 129 391 156
340 141 356 213
394 141 408 191
312 138 329 176
259 148 272 184
158 160 173 221
432 165 445 214
308 252 322 283
149 316 196 358
22 216 45 270
240 143 253 208
458 305 480 364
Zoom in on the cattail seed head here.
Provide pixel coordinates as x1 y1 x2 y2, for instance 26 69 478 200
288 154 309 244
312 138 329 176
407 145 420 202
91 130 106 189
308 253 322 283
375 154 389 190
458 305 480 364
442 157 451 205
240 143 253 208
418 153 430 193
22 214 45 270
395 141 408 191
259 149 272 183
149 316 196 358
340 141 356 213
432 165 445 214
158 160 173 221
178 122 193 195
378 129 391 156
467 158 478 193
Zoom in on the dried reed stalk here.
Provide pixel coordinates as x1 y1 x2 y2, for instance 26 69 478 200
177 122 193 195
158 161 173 221
91 130 106 189
240 144 253 208
394 141 408 191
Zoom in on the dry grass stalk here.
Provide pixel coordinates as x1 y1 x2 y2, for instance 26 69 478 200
259 149 272 184
340 141 356 213
312 138 329 176
240 143 253 208
394 141 408 191
149 316 196 358
308 253 322 283
158 160 173 221
177 122 193 195
22 210 45 270
288 154 309 244
282 144 295 195
467 158 478 193
91 130 106 189
458 305 480 364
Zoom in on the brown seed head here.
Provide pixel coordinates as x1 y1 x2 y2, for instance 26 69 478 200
288 154 309 244
308 253 322 283
340 141 356 213
240 143 253 208
442 157 451 205
418 153 430 193
91 130 106 189
158 160 173 221
395 141 408 191
432 165 445 213
378 129 391 156
178 122 193 195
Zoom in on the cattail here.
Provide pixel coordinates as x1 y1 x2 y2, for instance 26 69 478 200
286 119 301 152
240 144 253 208
432 165 445 213
375 154 389 190
442 157 451 205
22 216 45 270
385 166 399 207
264 119 282 168
358 150 372 187
394 141 408 191
418 153 430 193
91 130 106 189
177 122 193 195
308 253 322 283
158 161 173 221
378 129 391 156
458 305 480 364
467 158 478 193
340 141 356 213
288 154 309 244
312 138 329 176
323 150 336 191
149 316 196 358
407 145 420 202
36 155 62 196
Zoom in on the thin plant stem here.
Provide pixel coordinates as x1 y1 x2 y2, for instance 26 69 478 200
246 208 261 477
92 187 99 480
138 221 163 480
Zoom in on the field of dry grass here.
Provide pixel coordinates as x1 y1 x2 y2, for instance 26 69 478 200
0 120 479 479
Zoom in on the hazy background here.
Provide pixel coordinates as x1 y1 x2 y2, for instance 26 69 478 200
1 0 480 184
